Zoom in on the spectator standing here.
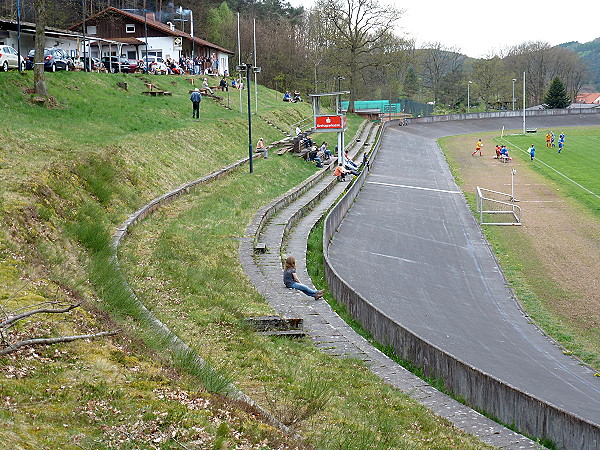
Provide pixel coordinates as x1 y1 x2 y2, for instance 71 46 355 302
219 77 228 91
190 88 202 119
283 256 324 299
362 152 370 170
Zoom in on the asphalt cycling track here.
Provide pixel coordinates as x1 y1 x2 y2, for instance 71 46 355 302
327 115 600 426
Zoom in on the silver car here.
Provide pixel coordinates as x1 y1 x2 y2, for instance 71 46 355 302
0 45 24 71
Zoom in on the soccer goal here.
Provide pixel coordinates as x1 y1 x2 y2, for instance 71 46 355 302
476 186 522 225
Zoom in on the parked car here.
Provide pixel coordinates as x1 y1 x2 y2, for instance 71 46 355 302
101 56 133 73
128 59 144 72
80 56 102 71
0 45 25 71
25 48 73 72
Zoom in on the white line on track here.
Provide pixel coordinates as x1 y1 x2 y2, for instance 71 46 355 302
366 181 462 194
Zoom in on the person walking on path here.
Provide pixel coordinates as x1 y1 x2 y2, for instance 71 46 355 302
283 256 324 299
190 88 202 119
529 144 536 161
471 139 483 156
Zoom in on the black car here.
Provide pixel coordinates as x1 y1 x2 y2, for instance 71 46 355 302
25 48 72 72
101 56 132 73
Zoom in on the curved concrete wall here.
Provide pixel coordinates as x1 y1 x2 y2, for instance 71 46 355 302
407 107 600 124
322 119 600 450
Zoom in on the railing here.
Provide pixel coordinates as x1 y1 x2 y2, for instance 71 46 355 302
476 186 522 225
290 116 313 136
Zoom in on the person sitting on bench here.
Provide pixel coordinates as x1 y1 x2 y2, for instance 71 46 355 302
202 78 213 95
343 150 360 175
308 146 323 168
333 163 349 181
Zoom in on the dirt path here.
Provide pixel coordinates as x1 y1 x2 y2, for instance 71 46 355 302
444 131 600 362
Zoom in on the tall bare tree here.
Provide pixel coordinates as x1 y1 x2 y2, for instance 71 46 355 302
420 42 462 104
315 0 401 112
33 0 48 96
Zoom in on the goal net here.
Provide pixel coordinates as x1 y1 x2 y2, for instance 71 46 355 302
476 187 522 225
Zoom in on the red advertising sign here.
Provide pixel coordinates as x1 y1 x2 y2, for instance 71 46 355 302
314 115 347 131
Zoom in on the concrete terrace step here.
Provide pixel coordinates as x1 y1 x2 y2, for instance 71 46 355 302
240 119 541 449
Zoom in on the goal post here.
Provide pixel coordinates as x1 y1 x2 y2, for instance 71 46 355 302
476 186 522 225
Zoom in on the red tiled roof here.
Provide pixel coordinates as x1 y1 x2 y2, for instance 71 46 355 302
575 93 600 104
70 7 234 54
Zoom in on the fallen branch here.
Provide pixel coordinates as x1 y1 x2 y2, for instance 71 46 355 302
0 330 120 356
1 302 81 329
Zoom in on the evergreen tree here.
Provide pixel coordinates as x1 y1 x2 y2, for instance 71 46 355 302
543 77 570 109
404 66 419 100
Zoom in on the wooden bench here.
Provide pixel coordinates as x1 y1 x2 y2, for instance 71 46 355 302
142 90 172 96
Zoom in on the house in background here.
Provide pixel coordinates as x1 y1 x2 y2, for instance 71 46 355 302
69 7 233 75
574 93 600 104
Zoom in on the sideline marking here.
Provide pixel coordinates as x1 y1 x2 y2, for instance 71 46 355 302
502 138 600 200
367 181 461 195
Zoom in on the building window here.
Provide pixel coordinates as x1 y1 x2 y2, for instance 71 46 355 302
126 24 135 33
86 25 97 35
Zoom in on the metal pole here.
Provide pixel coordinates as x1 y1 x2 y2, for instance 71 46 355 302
82 0 87 71
144 8 149 72
17 0 22 72
253 18 258 114
237 13 242 114
190 10 194 61
246 65 253 173
467 81 472 113
512 78 516 111
522 71 526 134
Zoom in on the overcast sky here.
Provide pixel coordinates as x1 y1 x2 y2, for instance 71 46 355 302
287 0 600 58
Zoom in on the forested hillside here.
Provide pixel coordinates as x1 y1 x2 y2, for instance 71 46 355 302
560 38 600 89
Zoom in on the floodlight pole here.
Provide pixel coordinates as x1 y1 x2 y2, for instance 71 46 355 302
512 78 517 111
468 81 472 113
522 71 526 134
246 63 253 173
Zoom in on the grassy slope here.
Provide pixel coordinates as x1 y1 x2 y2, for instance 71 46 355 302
0 71 489 449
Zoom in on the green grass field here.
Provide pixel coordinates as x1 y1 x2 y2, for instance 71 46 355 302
500 127 600 218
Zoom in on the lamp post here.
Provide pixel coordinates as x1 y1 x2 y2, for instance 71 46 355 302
236 63 261 173
512 78 517 111
522 71 526 134
467 81 472 113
